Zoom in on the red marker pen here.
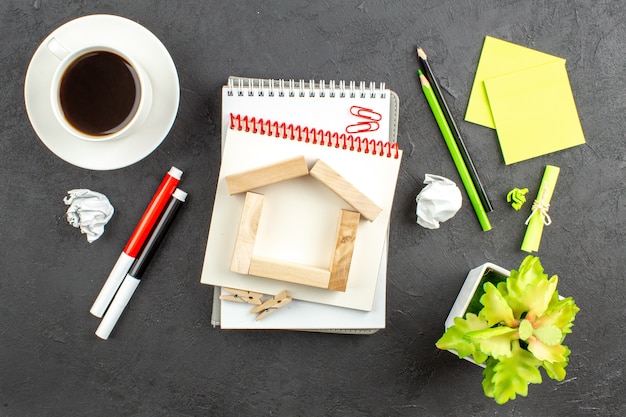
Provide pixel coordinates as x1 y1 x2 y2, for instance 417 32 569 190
90 166 183 318
96 188 187 339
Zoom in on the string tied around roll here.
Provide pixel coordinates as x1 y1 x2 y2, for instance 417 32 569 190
524 186 552 226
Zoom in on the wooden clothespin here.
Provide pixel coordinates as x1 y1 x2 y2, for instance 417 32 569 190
220 287 263 305
250 290 292 321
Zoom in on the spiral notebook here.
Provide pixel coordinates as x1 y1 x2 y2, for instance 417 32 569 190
214 240 388 332
200 77 402 318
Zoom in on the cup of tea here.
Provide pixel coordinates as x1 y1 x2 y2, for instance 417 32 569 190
47 37 153 142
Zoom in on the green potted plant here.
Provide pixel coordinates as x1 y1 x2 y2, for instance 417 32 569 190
436 255 579 404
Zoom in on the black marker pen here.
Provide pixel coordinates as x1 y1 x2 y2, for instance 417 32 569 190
96 188 187 340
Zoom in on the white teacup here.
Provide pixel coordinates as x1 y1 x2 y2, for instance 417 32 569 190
48 38 153 142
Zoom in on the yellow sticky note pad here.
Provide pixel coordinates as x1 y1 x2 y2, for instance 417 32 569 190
465 36 562 128
484 60 586 165
465 36 586 164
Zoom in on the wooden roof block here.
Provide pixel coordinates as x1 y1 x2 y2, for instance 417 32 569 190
309 160 382 221
225 156 309 195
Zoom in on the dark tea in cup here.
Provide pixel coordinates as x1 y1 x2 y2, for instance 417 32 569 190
59 51 141 137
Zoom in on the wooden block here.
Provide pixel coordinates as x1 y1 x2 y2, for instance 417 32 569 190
248 256 331 289
309 159 382 221
225 156 309 195
328 210 360 291
230 192 265 274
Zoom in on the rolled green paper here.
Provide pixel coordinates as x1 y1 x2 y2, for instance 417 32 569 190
521 165 560 252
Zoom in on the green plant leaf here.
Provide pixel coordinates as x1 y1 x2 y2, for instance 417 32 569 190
541 345 571 381
436 313 489 363
482 357 497 400
479 282 516 327
526 336 568 363
518 319 533 341
533 324 562 346
496 280 509 297
487 341 543 405
504 256 551 318
520 277 559 321
466 326 518 360
534 297 580 339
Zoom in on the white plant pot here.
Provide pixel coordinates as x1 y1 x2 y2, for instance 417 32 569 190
443 262 510 366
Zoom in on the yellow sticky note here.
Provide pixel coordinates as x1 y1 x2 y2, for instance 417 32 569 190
465 36 562 129
484 60 586 165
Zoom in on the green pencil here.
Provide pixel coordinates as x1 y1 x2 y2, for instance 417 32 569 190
418 69 492 231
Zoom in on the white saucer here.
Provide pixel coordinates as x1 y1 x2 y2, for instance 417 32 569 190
24 15 180 170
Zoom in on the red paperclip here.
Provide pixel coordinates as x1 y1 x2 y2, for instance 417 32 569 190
346 121 380 133
349 106 382 121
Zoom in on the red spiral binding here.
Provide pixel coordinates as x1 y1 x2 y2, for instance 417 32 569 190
229 113 400 159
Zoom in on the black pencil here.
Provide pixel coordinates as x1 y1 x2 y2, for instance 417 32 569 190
417 47 493 212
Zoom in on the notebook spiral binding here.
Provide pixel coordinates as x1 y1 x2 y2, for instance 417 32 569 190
230 113 400 159
227 78 387 99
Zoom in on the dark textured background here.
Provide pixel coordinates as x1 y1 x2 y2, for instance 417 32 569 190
1 1 624 416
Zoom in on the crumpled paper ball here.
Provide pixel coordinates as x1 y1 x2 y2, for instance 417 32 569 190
63 189 114 242
415 174 462 229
